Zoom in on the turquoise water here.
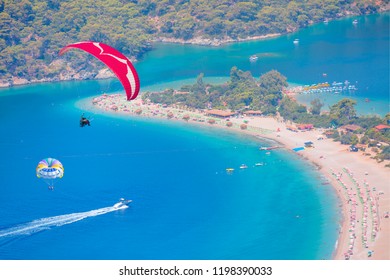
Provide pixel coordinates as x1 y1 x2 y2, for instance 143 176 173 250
0 13 388 260
0 87 340 259
137 13 389 115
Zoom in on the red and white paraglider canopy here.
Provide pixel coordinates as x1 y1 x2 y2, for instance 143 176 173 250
59 41 140 101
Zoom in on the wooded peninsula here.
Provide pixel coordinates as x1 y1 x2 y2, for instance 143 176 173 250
141 68 390 163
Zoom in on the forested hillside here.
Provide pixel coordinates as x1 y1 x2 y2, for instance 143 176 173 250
0 0 388 86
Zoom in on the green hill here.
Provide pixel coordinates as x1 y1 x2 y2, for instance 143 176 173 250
0 0 388 86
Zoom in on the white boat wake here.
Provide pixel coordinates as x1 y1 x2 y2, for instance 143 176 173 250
0 205 128 238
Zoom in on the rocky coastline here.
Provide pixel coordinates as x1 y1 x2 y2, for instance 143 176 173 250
0 66 115 89
153 33 281 46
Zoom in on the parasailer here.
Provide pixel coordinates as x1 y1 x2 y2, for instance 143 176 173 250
36 158 64 190
59 41 140 101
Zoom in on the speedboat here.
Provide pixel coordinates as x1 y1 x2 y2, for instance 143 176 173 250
239 164 248 169
113 198 132 208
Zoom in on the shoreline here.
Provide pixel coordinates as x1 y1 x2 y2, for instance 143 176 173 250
153 33 281 47
284 85 389 117
79 94 390 260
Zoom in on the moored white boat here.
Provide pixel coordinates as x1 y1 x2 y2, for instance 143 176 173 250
249 55 258 62
239 164 248 169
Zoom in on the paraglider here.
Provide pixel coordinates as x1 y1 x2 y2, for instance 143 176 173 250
80 113 91 127
36 158 64 190
59 41 140 101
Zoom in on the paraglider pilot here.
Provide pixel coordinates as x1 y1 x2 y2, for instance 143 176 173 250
80 113 90 127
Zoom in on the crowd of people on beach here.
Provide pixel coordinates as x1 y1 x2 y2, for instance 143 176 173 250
331 168 382 260
92 93 272 134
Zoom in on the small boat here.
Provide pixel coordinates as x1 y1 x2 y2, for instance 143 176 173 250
324 19 329 24
239 164 248 169
259 146 280 151
293 39 299 44
113 198 132 209
255 163 264 166
226 168 234 173
249 55 258 62
353 19 358 25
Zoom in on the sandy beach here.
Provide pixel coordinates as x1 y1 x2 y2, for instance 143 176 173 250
83 93 390 260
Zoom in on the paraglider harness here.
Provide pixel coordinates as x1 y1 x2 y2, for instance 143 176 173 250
80 114 91 127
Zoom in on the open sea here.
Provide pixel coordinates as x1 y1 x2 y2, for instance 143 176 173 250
0 13 388 260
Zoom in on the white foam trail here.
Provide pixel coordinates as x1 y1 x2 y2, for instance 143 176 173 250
0 205 128 238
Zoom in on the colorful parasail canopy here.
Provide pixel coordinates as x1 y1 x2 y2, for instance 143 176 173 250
59 41 140 101
36 158 64 179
